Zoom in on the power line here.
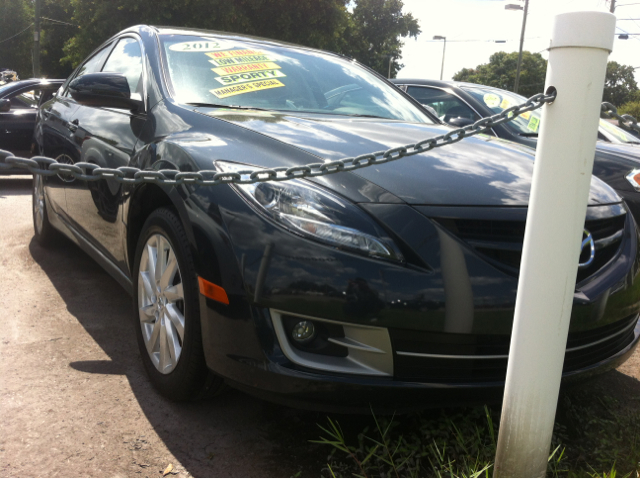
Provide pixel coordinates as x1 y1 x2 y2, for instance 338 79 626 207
423 37 541 43
0 24 34 45
41 16 78 27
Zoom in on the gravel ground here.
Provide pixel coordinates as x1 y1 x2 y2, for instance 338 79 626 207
0 176 638 477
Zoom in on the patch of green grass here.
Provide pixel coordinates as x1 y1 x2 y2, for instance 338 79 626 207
311 387 640 478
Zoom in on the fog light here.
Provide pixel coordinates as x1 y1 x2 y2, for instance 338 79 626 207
291 321 315 343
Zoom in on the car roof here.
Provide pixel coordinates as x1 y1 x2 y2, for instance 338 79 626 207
118 24 342 58
391 78 495 91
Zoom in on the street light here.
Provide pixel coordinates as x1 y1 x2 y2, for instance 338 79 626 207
505 0 529 94
433 35 446 80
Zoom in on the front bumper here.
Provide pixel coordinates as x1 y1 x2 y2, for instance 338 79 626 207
193 193 640 411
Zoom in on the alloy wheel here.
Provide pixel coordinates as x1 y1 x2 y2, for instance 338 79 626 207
138 233 185 374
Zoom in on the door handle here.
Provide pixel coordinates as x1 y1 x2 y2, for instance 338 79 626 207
68 119 79 132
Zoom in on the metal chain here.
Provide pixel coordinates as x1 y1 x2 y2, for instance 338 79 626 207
601 102 640 134
0 91 557 187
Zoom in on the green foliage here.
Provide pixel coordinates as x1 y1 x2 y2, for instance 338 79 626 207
0 0 420 80
39 0 76 79
61 0 353 68
341 0 421 78
453 54 640 107
313 406 501 477
619 101 640 121
312 389 640 478
0 0 34 78
603 61 639 107
452 51 547 98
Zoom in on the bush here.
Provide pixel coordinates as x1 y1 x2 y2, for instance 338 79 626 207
619 100 640 120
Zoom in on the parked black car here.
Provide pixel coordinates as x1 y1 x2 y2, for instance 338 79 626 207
393 79 640 222
33 26 640 411
0 79 64 164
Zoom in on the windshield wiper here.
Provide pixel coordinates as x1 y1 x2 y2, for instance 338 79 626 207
518 132 539 137
186 102 270 111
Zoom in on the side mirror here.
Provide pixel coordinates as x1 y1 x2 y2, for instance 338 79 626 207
69 72 143 112
0 99 10 112
447 117 475 128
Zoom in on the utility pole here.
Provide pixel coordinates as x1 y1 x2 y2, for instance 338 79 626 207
513 0 529 94
33 0 41 78
610 0 616 13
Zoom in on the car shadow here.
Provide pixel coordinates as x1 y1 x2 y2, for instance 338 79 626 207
28 233 332 477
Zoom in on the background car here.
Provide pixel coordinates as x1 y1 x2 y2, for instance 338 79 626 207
392 79 640 222
0 78 64 172
33 26 640 411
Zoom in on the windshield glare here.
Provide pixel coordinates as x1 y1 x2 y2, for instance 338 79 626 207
463 87 541 135
463 86 639 144
160 35 432 123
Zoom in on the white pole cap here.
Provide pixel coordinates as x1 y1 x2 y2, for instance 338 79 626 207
550 11 616 52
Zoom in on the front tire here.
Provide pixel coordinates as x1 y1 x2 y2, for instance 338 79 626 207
132 207 223 401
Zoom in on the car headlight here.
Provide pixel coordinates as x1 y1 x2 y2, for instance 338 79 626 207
217 161 404 261
626 169 640 192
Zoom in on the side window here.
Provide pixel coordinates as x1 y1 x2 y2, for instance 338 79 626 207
62 43 113 97
406 86 479 122
102 37 143 101
10 90 38 109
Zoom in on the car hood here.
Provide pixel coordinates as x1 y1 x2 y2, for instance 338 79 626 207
197 109 621 207
596 141 640 159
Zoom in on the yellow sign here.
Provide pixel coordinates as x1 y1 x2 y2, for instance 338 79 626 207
527 116 540 132
211 62 281 76
209 55 273 67
206 49 266 59
215 70 286 86
500 98 512 110
210 79 285 99
520 111 531 120
483 93 501 108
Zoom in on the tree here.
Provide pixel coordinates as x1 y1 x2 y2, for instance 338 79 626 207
62 0 351 68
0 0 34 79
39 0 76 79
603 61 638 107
452 51 547 98
341 0 420 77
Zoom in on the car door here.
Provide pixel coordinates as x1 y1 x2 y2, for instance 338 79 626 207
39 44 114 213
0 86 41 156
65 36 147 271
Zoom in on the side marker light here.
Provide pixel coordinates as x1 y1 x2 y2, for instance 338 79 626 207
198 277 229 304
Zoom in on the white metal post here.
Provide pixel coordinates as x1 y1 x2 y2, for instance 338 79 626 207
493 11 616 478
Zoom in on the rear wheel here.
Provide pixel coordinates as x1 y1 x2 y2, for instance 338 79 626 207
32 174 58 245
132 207 223 401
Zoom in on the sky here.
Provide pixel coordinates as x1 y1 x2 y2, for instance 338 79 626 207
397 0 640 86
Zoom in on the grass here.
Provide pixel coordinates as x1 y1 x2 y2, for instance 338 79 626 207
310 384 640 478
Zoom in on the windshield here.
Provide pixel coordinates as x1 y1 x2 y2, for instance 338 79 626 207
159 35 432 123
462 85 640 144
463 87 542 135
599 118 640 144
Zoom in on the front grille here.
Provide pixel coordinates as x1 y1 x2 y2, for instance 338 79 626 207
436 214 626 282
391 314 638 382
